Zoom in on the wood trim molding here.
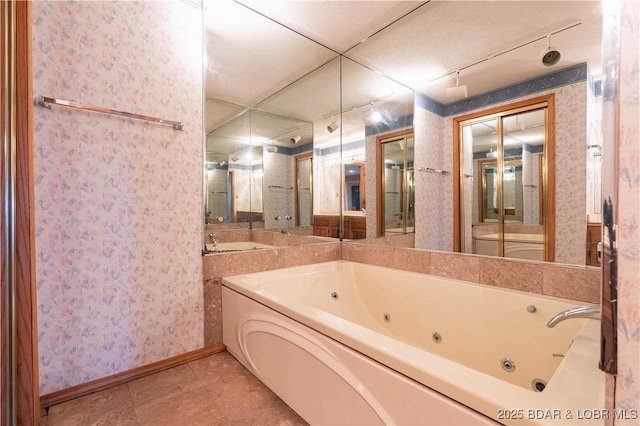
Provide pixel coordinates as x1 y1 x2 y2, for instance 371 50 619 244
1 4 9 423
452 121 461 251
3 2 41 425
40 344 226 409
376 136 384 236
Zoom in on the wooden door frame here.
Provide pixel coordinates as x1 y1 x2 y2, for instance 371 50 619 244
376 129 414 237
1 2 39 425
452 94 555 261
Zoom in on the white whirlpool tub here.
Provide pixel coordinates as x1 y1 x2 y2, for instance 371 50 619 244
222 260 604 425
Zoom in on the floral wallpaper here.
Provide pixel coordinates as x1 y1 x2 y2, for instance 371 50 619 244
263 148 295 229
552 82 589 265
296 156 313 226
365 134 377 238
413 104 449 251
32 1 204 394
613 0 640 421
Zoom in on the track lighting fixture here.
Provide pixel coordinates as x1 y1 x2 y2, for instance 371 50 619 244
327 116 340 133
486 146 498 158
445 70 468 102
290 135 301 144
541 35 561 66
370 103 382 123
327 121 340 133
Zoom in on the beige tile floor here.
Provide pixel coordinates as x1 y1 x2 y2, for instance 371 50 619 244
40 351 308 426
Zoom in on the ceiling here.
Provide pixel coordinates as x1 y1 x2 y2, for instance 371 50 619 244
204 0 602 154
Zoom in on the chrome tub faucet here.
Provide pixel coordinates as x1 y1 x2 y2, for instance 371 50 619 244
202 232 219 255
547 304 601 327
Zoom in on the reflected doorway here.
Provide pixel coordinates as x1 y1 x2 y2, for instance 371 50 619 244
295 153 313 227
344 162 365 212
454 95 554 261
377 130 415 236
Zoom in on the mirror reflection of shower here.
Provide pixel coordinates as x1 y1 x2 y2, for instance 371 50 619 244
378 133 415 236
457 103 550 262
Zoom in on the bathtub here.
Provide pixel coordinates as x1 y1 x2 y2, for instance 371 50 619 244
222 260 604 425
475 233 545 261
204 241 275 254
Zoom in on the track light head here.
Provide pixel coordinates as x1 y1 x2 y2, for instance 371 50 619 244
445 70 468 102
327 121 340 133
541 35 561 66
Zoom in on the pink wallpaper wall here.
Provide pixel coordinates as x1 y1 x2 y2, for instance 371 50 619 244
32 1 204 394
263 149 295 229
413 106 447 250
614 0 640 421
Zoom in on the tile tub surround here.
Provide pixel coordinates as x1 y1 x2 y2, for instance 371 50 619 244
203 229 252 244
202 242 341 346
203 240 599 347
342 242 600 303
251 228 329 247
357 233 415 248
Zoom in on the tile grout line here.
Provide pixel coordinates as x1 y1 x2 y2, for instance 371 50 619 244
126 378 141 425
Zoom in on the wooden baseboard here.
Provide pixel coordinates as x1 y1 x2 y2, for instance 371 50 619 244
40 343 226 409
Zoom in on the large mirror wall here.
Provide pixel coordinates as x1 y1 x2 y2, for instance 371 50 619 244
204 1 603 265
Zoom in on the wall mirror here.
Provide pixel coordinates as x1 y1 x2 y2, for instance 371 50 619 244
454 96 553 262
256 56 341 233
204 0 339 233
339 55 415 240
205 107 264 225
206 1 602 259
